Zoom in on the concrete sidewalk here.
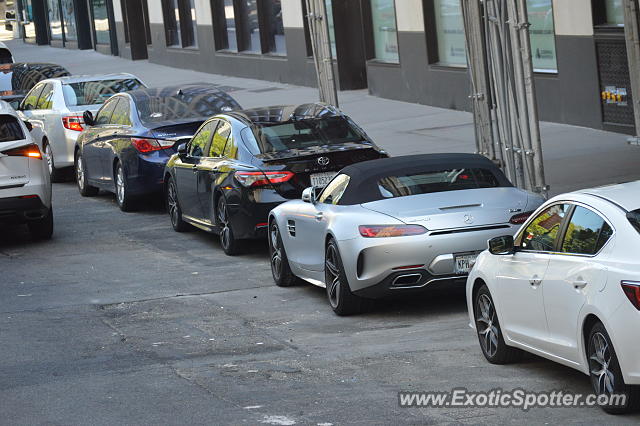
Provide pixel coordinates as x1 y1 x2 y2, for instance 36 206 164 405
8 39 640 195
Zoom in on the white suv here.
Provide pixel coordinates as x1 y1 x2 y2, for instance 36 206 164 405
0 101 53 239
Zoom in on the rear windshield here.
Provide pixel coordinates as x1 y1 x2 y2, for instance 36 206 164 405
62 78 144 106
628 209 640 234
251 116 366 153
136 92 241 126
0 114 24 142
376 168 503 198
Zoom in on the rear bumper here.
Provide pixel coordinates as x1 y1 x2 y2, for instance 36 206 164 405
229 199 284 240
0 196 48 223
124 152 171 196
353 270 467 299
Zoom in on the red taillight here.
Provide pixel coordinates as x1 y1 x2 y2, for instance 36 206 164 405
2 143 42 159
510 211 534 225
392 264 425 270
234 171 295 187
131 138 174 153
358 225 427 238
621 281 640 310
62 115 84 131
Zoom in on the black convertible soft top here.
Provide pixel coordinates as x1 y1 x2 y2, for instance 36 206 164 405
337 153 512 205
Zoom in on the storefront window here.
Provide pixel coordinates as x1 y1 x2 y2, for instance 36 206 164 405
263 0 286 55
91 0 111 45
48 0 63 40
185 0 198 47
605 0 624 26
433 0 466 67
325 0 337 58
162 0 198 47
241 0 261 53
220 0 238 51
61 0 77 41
370 0 399 63
528 0 557 72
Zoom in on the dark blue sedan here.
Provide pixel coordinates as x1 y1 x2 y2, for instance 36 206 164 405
74 84 241 211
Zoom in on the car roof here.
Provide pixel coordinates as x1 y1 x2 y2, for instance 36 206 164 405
227 103 344 126
51 73 141 84
578 180 640 212
0 100 19 116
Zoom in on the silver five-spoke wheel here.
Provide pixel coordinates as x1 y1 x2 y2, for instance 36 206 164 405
590 332 615 395
325 243 341 309
476 293 499 358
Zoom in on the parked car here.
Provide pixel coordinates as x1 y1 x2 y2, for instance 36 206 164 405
17 73 146 181
269 153 545 315
0 62 70 93
164 103 388 255
0 101 52 239
467 181 640 413
75 83 241 212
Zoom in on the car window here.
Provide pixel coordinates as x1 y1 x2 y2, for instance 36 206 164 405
561 206 613 255
189 120 217 157
519 204 570 252
210 121 231 157
318 174 351 205
62 78 145 106
628 209 640 235
35 83 54 110
95 98 119 126
222 126 238 159
110 97 132 126
0 114 25 142
21 83 45 110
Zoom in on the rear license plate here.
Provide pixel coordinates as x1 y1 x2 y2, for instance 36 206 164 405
454 253 479 275
310 171 337 187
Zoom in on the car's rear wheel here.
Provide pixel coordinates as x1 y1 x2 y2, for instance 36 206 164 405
115 162 135 212
474 285 522 364
75 152 98 196
28 207 53 240
325 238 370 316
588 322 640 414
166 177 190 232
269 221 298 287
217 195 242 256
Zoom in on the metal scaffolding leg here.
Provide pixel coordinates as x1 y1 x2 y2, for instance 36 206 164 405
623 0 640 146
305 0 339 108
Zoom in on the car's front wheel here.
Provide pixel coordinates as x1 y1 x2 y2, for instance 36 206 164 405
588 322 640 414
269 221 298 287
217 195 242 256
474 284 522 364
325 238 370 316
114 162 135 212
166 177 190 232
75 152 98 196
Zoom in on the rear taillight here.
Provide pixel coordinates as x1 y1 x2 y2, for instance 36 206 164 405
509 211 534 225
2 143 42 159
132 138 175 153
621 281 640 310
62 115 84 132
358 225 427 238
234 171 294 187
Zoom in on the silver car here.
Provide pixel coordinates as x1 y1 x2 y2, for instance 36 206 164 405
268 154 545 315
17 73 146 181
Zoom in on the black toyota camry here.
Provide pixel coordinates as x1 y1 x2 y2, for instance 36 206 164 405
164 103 388 255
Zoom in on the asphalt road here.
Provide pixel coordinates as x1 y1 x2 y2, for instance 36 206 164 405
0 182 638 425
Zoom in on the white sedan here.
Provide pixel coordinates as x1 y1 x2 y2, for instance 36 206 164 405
467 181 640 413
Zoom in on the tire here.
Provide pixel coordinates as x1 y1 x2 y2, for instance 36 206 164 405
588 322 640 414
75 152 98 196
114 162 136 212
44 141 65 183
474 285 522 364
324 238 370 316
269 221 299 287
217 195 243 256
28 207 53 240
166 177 190 232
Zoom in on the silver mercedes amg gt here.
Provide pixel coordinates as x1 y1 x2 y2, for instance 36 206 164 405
268 153 545 315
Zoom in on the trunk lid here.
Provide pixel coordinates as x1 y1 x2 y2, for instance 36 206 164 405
151 120 204 144
361 187 529 231
257 145 385 199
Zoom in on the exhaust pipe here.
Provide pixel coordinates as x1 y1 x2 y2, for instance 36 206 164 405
391 273 422 287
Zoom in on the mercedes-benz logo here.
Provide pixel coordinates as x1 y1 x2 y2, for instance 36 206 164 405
464 214 474 224
317 156 330 166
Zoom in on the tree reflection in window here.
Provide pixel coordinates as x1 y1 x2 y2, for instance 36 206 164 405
521 204 570 252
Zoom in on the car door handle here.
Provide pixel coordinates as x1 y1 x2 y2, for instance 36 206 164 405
529 278 542 287
315 212 323 221
573 280 588 289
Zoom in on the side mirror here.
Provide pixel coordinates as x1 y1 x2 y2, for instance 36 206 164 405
23 120 32 132
302 186 317 204
488 235 515 255
83 110 94 127
177 142 188 155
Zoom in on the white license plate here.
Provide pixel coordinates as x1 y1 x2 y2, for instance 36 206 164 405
454 253 478 275
310 172 337 187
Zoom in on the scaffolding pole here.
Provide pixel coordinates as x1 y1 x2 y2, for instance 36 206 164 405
305 0 339 108
623 0 640 146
